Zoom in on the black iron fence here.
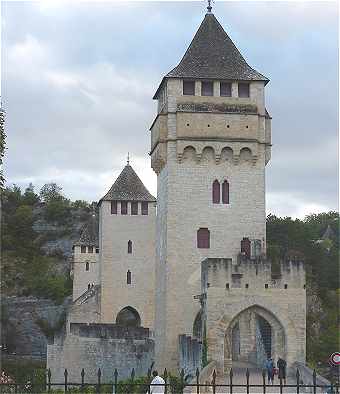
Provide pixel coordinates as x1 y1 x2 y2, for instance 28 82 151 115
0 367 339 394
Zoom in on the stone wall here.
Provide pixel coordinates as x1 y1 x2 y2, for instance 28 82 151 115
47 324 154 383
179 335 202 380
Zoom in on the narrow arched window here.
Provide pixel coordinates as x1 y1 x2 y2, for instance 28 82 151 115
197 228 210 249
222 180 229 204
241 237 251 259
212 180 220 204
127 270 131 285
128 240 132 254
85 262 89 271
88 283 91 290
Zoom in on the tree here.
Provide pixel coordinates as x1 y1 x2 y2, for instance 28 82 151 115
39 183 64 203
72 200 90 210
23 183 40 206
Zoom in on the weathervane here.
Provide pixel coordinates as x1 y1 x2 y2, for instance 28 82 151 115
127 152 130 165
207 0 213 13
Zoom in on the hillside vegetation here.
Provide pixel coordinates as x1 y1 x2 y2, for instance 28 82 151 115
1 183 339 369
1 183 92 302
266 212 339 367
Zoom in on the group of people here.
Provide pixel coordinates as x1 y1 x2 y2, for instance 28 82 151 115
264 356 287 385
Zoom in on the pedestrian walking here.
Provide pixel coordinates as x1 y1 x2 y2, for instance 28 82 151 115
277 357 287 385
264 356 275 384
148 370 165 394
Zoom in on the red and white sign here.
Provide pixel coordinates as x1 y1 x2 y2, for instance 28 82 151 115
329 352 340 366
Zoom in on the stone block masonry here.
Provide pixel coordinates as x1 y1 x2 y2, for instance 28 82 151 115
47 323 154 383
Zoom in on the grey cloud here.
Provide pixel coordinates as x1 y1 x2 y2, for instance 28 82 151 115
3 1 338 217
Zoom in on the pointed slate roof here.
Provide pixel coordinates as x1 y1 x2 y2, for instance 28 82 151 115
100 164 156 202
154 12 268 98
75 214 99 247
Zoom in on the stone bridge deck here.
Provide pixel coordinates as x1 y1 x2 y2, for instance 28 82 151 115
184 363 329 394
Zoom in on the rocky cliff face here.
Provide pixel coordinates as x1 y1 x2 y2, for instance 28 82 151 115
2 296 72 358
2 205 91 359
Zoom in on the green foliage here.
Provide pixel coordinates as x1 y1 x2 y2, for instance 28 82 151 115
1 183 77 303
23 183 40 205
24 262 72 304
266 211 340 367
116 376 149 393
35 312 66 339
1 359 45 386
40 183 64 203
72 200 90 210
39 183 72 224
44 199 71 224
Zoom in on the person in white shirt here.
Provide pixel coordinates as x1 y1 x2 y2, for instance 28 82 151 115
148 370 165 394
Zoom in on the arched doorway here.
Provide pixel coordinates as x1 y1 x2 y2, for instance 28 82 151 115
224 306 285 369
116 306 141 327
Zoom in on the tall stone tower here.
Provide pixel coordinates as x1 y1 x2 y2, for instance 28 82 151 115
98 163 157 329
150 10 272 369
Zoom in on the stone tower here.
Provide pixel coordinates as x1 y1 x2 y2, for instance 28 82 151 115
71 214 100 300
150 11 272 369
98 163 157 328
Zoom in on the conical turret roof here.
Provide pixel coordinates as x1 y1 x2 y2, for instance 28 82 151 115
75 214 99 247
154 12 268 98
100 164 156 202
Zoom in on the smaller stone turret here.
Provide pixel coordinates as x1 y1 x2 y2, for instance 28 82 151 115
98 163 156 329
72 214 100 300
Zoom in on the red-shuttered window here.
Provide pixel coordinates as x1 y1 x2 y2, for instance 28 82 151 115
128 240 132 254
212 180 220 204
111 201 117 214
222 180 229 204
121 201 128 215
241 237 251 259
131 201 138 215
197 228 210 249
141 202 148 215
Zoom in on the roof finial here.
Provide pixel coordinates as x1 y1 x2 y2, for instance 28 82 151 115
127 152 130 165
207 0 212 13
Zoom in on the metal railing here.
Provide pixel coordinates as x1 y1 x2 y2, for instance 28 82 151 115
0 367 339 393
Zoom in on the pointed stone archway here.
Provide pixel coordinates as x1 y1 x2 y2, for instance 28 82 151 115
223 305 286 371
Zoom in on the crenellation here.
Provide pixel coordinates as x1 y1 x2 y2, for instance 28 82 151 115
202 258 305 291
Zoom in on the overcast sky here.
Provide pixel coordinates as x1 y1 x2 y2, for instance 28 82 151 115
2 1 338 218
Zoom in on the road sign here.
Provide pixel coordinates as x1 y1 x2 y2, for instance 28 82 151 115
330 352 340 366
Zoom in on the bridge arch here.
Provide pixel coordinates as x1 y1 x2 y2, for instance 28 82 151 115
209 303 290 373
224 305 286 370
